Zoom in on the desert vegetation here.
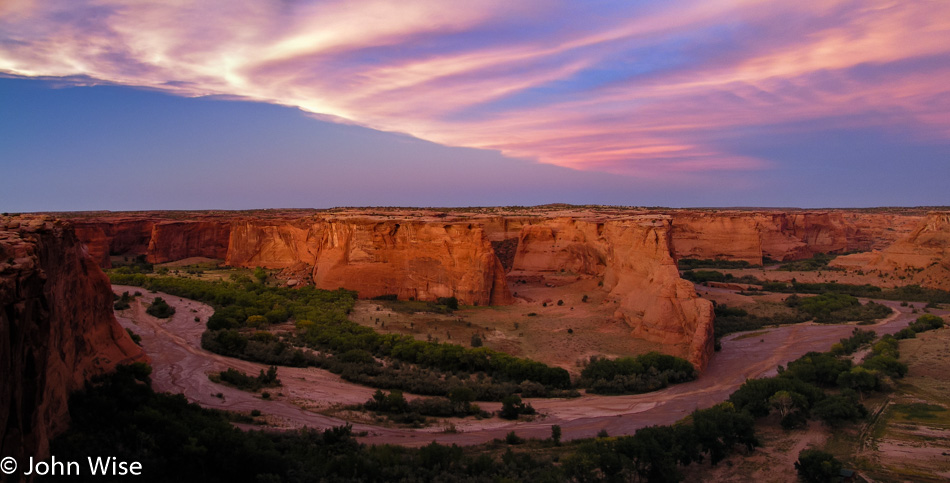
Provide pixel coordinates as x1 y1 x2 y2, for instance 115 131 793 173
145 297 176 318
357 388 490 426
110 273 701 401
112 290 134 310
209 366 281 392
689 269 950 305
777 252 840 271
711 292 891 339
579 352 696 394
51 364 755 483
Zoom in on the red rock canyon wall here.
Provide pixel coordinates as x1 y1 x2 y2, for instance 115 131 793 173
0 216 147 462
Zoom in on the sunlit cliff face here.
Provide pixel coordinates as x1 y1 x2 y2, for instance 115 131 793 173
1 0 949 177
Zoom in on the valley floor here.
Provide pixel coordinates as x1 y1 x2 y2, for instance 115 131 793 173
113 285 941 447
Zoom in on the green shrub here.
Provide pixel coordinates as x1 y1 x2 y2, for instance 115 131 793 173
145 297 176 318
499 394 535 420
581 352 696 394
125 328 142 346
212 366 281 392
778 253 838 272
787 293 891 324
436 297 459 310
908 314 945 333
505 431 523 445
795 449 842 482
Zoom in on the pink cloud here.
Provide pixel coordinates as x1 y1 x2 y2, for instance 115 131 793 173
1 0 948 175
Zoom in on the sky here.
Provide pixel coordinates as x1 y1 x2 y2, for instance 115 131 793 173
1 0 949 211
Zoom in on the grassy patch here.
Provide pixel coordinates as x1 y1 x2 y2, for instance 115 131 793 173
891 403 948 422
777 253 840 271
379 299 458 314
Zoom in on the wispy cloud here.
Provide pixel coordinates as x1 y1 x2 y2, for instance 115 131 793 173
2 0 948 175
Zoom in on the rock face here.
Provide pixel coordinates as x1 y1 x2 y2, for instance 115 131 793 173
72 219 155 268
603 219 715 370
227 219 513 306
511 218 606 276
226 220 319 269
63 208 927 371
831 212 950 290
510 217 715 369
312 220 513 306
670 213 766 264
670 211 920 264
71 219 230 266
145 221 231 263
0 216 147 463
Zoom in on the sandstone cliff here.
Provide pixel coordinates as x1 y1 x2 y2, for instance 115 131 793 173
145 221 231 263
0 216 147 463
830 212 950 290
226 220 319 269
508 217 714 370
669 212 766 264
511 217 606 276
312 220 513 306
603 218 715 370
72 219 155 268
227 218 513 306
71 218 230 266
670 211 919 264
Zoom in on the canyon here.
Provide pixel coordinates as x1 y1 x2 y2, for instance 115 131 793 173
69 208 924 272
0 216 147 464
61 207 935 371
3 206 946 467
70 210 720 369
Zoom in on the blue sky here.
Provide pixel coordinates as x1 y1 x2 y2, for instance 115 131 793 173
1 1 949 211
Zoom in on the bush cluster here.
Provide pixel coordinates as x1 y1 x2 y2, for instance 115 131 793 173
784 293 892 324
895 314 946 339
580 352 696 394
730 328 910 430
777 253 839 272
113 291 134 310
211 366 281 392
145 297 176 318
361 389 487 426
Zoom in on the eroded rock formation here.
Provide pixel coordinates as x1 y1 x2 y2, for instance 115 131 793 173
63 208 928 372
511 218 606 276
670 211 920 264
146 221 231 263
831 212 950 290
227 219 513 306
0 216 147 463
603 219 715 370
509 217 714 369
72 218 155 268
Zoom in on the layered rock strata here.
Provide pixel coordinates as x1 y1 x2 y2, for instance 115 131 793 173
670 211 920 264
510 217 715 369
831 212 950 290
72 219 155 268
145 221 231 263
227 219 513 306
0 216 147 463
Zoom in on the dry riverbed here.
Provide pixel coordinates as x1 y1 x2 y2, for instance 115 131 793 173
113 285 943 447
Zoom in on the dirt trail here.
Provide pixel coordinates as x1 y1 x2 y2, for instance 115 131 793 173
114 285 943 447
